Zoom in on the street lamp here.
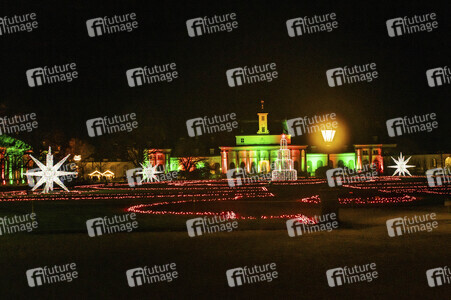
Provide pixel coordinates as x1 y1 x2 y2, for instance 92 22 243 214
321 130 336 167
320 129 339 223
73 155 81 162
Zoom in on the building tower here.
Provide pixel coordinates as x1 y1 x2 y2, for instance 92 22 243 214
272 134 297 181
257 100 269 134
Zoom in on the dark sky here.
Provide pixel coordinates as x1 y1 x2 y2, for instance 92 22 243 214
1 0 449 154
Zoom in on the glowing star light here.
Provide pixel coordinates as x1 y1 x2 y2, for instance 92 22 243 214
24 147 77 193
388 153 415 176
136 163 163 183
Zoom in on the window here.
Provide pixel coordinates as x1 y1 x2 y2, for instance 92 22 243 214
262 127 265 132
372 150 379 155
241 138 244 143
261 116 265 121
210 148 215 155
363 150 368 155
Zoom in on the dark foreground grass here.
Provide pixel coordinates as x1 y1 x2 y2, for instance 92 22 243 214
0 198 449 299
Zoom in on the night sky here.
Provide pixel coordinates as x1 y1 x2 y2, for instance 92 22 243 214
1 0 449 155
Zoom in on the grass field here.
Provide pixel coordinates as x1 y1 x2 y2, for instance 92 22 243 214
0 179 450 299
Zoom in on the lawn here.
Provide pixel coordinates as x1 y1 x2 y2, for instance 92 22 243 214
0 179 449 299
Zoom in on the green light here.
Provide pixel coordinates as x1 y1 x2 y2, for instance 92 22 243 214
0 135 31 185
335 153 355 168
306 153 327 175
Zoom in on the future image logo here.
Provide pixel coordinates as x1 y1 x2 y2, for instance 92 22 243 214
226 263 278 287
286 113 338 137
386 13 438 37
286 213 338 237
186 113 238 137
186 13 238 37
426 67 451 87
426 167 451 187
86 213 138 237
426 267 451 287
126 63 178 87
326 63 378 87
0 213 38 235
326 263 378 287
86 113 138 137
126 263 178 287
0 113 38 135
226 168 272 187
386 213 438 237
226 63 278 87
186 214 238 237
26 63 78 87
26 263 78 287
386 113 438 137
286 13 338 37
86 13 138 37
0 13 38 36
326 164 378 187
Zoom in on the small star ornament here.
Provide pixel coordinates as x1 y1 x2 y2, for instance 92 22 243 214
24 147 78 193
136 163 163 183
388 153 415 176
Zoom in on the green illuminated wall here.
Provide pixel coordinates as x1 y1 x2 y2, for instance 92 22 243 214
306 152 356 175
236 134 291 145
169 157 181 171
306 154 327 175
334 153 356 169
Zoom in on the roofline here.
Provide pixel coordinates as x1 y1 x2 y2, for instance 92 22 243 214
353 144 397 147
219 145 307 150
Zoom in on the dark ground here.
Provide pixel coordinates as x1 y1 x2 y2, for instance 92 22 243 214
0 180 449 299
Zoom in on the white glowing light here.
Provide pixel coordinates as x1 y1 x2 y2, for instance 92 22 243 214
24 147 78 193
136 163 163 183
388 153 415 176
321 130 336 143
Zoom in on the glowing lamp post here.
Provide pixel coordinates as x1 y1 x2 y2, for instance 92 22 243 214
73 155 82 179
321 130 336 143
320 129 339 223
321 130 336 167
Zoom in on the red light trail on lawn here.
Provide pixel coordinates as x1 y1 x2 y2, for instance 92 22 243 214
0 178 446 221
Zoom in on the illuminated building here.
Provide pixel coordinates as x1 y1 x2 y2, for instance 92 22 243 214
220 102 307 174
0 135 33 185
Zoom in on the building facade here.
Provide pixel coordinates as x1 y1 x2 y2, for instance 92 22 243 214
0 135 33 185
218 108 398 176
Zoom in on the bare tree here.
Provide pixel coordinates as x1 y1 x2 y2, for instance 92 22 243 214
178 156 207 172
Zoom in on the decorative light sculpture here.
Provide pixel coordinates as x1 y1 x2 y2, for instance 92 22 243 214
388 153 415 176
136 163 163 183
24 147 77 193
272 134 297 181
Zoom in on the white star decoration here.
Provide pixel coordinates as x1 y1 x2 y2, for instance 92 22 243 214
388 153 415 176
136 163 163 183
24 147 78 193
